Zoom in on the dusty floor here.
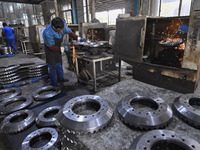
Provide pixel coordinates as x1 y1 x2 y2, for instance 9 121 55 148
0 52 199 150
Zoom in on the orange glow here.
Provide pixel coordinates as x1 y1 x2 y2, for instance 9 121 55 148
178 43 185 50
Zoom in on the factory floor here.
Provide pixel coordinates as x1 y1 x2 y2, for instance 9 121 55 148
0 52 199 150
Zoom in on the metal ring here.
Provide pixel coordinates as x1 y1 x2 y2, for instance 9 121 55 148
0 72 18 79
1 109 35 133
0 65 20 73
129 130 200 150
0 68 18 76
117 93 173 130
28 64 47 70
173 93 200 128
21 127 60 150
36 106 61 127
0 77 22 85
56 95 113 134
0 88 22 101
32 86 61 101
0 96 33 114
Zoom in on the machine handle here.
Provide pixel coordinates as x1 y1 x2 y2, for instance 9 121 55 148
140 27 144 48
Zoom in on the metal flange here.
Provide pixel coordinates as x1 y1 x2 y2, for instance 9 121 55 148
0 88 22 101
21 127 60 150
56 95 113 134
129 130 200 150
173 93 200 128
32 86 61 101
117 93 173 130
0 96 33 114
1 109 35 134
36 106 61 127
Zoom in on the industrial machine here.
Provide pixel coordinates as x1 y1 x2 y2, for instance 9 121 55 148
116 11 200 93
28 25 45 53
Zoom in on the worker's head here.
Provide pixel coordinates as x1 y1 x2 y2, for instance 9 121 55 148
3 22 7 27
51 17 64 33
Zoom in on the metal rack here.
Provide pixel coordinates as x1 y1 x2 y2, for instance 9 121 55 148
75 53 114 92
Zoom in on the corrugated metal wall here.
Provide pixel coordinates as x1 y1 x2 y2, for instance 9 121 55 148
95 0 126 12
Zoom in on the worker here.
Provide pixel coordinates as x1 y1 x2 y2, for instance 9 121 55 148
43 17 85 86
2 23 18 52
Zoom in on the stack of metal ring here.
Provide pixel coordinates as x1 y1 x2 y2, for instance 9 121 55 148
27 64 48 78
0 65 21 85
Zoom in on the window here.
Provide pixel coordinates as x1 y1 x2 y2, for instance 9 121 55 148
96 8 125 25
62 4 73 24
152 0 191 17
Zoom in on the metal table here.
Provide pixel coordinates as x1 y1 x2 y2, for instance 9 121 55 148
75 53 114 92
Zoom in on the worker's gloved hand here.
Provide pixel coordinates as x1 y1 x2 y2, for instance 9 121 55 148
80 38 86 42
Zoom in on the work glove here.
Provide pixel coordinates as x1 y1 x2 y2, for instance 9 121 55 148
80 38 86 42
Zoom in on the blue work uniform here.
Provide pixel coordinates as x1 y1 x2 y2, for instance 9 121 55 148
2 26 17 51
43 24 72 86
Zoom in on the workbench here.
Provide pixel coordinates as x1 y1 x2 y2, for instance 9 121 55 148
75 53 115 92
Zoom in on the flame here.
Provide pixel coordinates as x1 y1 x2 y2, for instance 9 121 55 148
178 42 185 50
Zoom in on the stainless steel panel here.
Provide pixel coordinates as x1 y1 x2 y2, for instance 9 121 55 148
115 17 146 63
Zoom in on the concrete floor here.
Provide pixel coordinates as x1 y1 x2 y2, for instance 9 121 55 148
0 52 199 150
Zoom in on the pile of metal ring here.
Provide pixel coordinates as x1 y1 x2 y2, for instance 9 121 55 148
0 64 48 85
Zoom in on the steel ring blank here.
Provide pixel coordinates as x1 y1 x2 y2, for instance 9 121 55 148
0 96 33 114
56 95 113 134
173 93 200 128
32 86 61 101
0 65 20 72
117 93 173 130
21 127 60 150
129 130 200 150
1 109 35 133
36 106 61 127
0 88 22 101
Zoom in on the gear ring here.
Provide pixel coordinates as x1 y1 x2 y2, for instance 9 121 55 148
21 127 60 150
0 96 33 114
56 95 113 134
36 106 61 127
0 88 22 101
117 93 173 130
32 86 61 101
1 109 35 134
173 93 200 128
129 130 200 150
